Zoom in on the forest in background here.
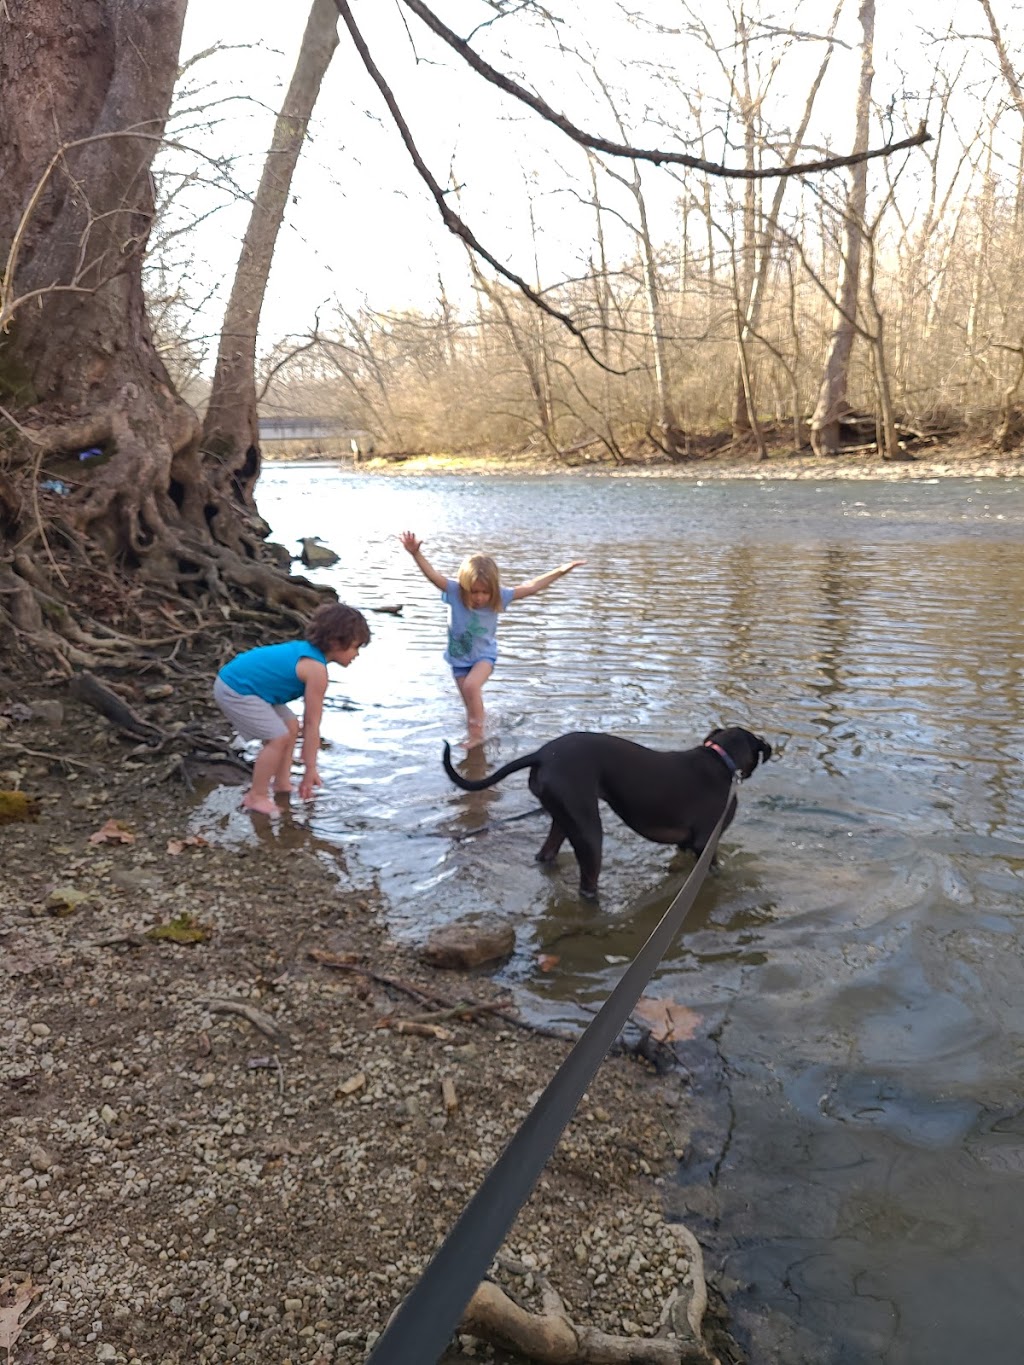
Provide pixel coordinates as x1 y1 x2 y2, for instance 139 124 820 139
152 1 1024 464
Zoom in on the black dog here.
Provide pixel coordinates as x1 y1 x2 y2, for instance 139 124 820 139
442 726 772 899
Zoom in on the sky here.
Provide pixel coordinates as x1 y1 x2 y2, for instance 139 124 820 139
163 0 1005 359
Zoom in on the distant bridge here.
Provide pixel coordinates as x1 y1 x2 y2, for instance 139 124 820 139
258 416 356 442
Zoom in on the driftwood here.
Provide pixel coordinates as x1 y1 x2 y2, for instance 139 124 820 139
462 1248 716 1365
201 998 293 1047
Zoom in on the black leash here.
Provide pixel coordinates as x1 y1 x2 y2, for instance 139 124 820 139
365 781 737 1365
449 805 547 841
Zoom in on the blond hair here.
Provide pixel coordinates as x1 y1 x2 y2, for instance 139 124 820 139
457 553 502 610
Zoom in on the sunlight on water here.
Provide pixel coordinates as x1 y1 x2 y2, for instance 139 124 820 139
194 468 1024 1364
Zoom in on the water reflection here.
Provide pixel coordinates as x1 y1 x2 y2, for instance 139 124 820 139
192 469 1024 1364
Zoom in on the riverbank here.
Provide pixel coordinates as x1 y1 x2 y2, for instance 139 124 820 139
0 669 722 1365
265 437 1024 483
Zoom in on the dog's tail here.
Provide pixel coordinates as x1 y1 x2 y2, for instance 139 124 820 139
442 742 541 791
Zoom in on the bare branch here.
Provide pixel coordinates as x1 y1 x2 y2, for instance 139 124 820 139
398 0 931 178
331 0 621 372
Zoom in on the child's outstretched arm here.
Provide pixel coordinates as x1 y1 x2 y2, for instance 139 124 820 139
511 558 586 601
400 531 447 590
295 657 329 799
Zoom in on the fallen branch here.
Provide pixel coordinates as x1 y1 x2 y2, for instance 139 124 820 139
89 931 147 949
0 740 98 769
462 1255 716 1364
307 950 574 1041
374 1018 455 1040
69 671 163 742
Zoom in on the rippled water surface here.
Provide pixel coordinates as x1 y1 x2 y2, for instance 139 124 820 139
196 468 1024 1364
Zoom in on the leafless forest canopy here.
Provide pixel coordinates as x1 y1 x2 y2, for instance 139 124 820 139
152 1 1024 461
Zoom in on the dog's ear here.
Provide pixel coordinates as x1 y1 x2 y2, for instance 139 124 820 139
703 727 725 746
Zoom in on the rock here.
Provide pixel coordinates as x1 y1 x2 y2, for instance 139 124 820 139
420 915 515 970
32 700 65 726
299 537 339 568
143 684 174 701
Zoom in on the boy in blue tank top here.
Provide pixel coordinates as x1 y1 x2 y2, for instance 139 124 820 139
399 531 585 747
214 602 370 816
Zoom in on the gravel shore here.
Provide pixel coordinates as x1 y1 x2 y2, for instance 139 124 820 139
1 680 716 1365
267 439 1024 484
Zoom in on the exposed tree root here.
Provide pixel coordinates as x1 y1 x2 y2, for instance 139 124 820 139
461 1252 717 1364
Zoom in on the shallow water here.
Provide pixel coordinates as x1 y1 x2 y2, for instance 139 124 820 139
195 468 1024 1364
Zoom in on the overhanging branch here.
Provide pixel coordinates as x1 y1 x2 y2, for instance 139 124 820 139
400 0 931 178
332 0 623 372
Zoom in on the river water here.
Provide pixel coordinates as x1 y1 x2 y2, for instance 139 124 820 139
195 466 1024 1364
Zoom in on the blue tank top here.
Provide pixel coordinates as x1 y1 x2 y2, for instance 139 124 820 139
218 640 327 705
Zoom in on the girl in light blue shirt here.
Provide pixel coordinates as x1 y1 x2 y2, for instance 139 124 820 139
400 531 585 747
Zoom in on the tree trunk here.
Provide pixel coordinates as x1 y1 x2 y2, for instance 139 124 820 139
0 0 319 669
200 0 340 508
810 0 876 456
735 2 843 436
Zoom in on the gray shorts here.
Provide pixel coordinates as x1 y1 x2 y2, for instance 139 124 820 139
213 677 295 742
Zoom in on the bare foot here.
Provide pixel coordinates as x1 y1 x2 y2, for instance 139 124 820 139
242 793 280 817
461 731 485 751
272 782 294 795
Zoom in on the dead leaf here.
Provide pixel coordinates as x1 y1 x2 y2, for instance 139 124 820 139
88 818 136 845
337 1072 366 1097
0 940 58 977
0 791 41 824
441 1077 458 1113
537 953 560 972
166 834 209 855
0 1276 45 1355
145 912 212 945
632 995 700 1044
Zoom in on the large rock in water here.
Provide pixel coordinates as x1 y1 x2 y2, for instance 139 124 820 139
420 915 515 970
299 537 339 568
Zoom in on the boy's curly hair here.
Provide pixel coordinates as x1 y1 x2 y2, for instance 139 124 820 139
307 602 371 652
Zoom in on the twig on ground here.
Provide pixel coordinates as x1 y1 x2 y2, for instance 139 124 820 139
89 931 147 949
202 998 292 1047
307 950 575 1041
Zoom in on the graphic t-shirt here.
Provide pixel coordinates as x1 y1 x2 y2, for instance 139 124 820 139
442 578 515 667
218 640 327 704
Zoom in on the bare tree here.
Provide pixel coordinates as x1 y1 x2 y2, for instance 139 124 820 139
201 0 341 507
810 0 876 455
